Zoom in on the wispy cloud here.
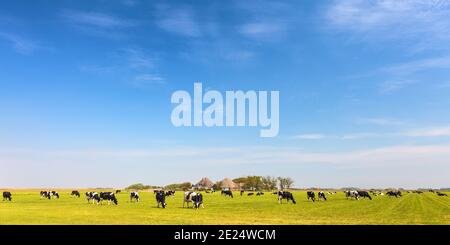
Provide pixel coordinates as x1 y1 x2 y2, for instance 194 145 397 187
60 9 137 38
340 133 379 140
239 22 286 39
326 0 450 50
0 32 37 54
123 48 155 69
133 73 165 87
293 134 326 140
356 117 406 126
379 80 417 94
401 126 450 137
154 5 202 37
381 56 450 75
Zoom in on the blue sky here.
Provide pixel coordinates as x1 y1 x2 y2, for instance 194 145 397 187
1 0 450 188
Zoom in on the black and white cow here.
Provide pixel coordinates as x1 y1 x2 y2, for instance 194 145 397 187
40 191 50 199
307 191 316 202
386 191 402 198
357 191 372 200
437 192 448 197
345 190 359 200
40 191 59 199
221 190 233 198
100 192 118 205
130 192 139 202
278 191 296 204
247 193 254 196
71 190 80 198
115 190 121 194
2 191 12 201
165 190 175 196
318 191 327 201
156 191 166 208
256 192 264 196
183 191 204 209
85 192 101 204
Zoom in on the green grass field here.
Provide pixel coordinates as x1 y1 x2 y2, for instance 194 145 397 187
1 190 449 224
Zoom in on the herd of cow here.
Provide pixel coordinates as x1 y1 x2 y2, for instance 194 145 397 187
1 189 448 208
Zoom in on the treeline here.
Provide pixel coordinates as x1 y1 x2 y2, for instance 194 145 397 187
124 176 294 191
125 183 161 190
232 176 294 191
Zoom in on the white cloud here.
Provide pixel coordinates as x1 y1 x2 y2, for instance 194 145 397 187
325 0 450 53
293 134 326 140
381 56 450 75
402 126 450 137
239 22 286 38
61 10 136 29
357 117 406 126
155 5 202 37
0 32 37 54
133 74 165 86
60 9 137 38
379 80 417 93
340 133 379 140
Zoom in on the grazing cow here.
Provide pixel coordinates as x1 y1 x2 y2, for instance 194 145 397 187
183 191 204 209
278 191 296 204
40 191 51 199
318 191 327 201
130 192 139 202
115 190 121 194
221 190 233 198
345 190 359 200
357 191 372 200
86 192 101 204
165 190 175 196
40 191 59 199
307 191 316 202
247 193 254 196
155 191 166 208
437 192 448 197
256 192 264 196
2 191 12 201
71 190 80 198
386 191 402 197
99 192 118 205
51 191 60 199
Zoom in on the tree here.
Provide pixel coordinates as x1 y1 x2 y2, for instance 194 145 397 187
262 176 278 190
165 182 192 191
233 176 263 191
277 177 294 190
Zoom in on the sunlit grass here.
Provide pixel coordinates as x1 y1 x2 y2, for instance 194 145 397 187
0 190 448 224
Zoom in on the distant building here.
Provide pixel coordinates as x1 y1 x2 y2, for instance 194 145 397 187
193 177 214 190
219 178 239 190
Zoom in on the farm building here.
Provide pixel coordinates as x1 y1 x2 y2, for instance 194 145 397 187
219 178 239 190
193 177 214 190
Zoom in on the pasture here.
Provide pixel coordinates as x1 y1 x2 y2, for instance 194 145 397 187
1 190 449 224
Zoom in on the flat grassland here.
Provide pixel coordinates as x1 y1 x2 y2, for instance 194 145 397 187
0 190 449 224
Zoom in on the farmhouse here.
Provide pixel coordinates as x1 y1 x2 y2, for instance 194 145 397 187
193 177 214 190
219 178 239 190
